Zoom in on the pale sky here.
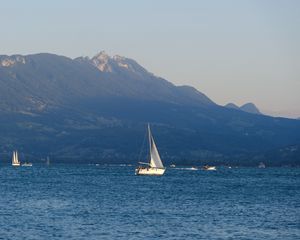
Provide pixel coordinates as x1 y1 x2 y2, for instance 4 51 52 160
1 0 299 118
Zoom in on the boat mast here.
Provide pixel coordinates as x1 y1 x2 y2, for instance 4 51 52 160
148 123 151 163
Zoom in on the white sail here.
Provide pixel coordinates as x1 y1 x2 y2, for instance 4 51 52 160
15 151 19 164
149 126 164 168
12 150 20 166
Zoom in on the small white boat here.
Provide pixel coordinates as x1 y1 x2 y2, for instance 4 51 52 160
135 124 166 176
22 162 33 167
202 165 216 171
258 162 266 168
170 164 176 168
12 151 20 167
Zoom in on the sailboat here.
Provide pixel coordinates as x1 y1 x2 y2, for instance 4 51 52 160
46 156 50 166
12 151 21 167
135 124 166 176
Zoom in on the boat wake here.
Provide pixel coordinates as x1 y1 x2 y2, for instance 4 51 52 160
175 167 199 171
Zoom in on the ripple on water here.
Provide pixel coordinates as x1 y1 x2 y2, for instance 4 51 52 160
0 165 299 240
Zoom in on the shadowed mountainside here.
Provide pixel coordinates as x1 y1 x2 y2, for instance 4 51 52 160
0 52 299 166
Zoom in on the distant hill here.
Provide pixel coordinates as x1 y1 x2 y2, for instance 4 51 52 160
0 52 299 166
240 103 261 114
225 103 240 110
225 102 261 115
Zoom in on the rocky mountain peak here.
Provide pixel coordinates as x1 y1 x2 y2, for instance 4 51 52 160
86 51 152 77
0 55 26 67
91 51 113 72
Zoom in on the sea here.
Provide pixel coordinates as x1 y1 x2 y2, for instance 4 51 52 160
0 165 299 240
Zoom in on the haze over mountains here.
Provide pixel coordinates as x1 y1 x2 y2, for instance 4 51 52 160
0 52 299 166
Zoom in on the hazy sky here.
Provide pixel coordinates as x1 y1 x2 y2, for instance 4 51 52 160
1 0 299 118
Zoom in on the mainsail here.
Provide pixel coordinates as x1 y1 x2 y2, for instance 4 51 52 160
15 151 18 163
12 151 20 165
12 151 15 163
148 125 164 168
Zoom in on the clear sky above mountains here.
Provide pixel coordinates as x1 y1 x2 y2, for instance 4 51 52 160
1 0 299 118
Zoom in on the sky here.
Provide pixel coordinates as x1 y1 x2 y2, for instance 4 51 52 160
1 0 299 118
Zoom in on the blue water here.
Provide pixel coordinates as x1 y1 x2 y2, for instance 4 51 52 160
0 165 299 240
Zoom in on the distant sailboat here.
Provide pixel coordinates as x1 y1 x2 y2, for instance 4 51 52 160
12 151 20 167
258 162 266 168
46 156 50 166
135 124 166 176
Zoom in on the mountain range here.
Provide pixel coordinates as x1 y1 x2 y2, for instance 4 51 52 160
225 103 262 115
0 51 299 166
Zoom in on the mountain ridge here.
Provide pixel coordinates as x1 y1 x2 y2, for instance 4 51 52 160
0 52 299 166
225 102 261 115
0 52 215 113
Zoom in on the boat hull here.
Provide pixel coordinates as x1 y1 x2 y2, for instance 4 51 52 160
12 163 20 167
22 163 33 167
206 167 216 171
135 167 166 176
202 166 216 171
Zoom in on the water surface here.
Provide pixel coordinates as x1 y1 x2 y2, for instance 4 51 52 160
0 165 299 239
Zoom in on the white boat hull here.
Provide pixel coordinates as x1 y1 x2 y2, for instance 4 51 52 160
135 167 166 176
22 163 33 167
12 163 20 167
204 166 216 171
207 167 216 171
